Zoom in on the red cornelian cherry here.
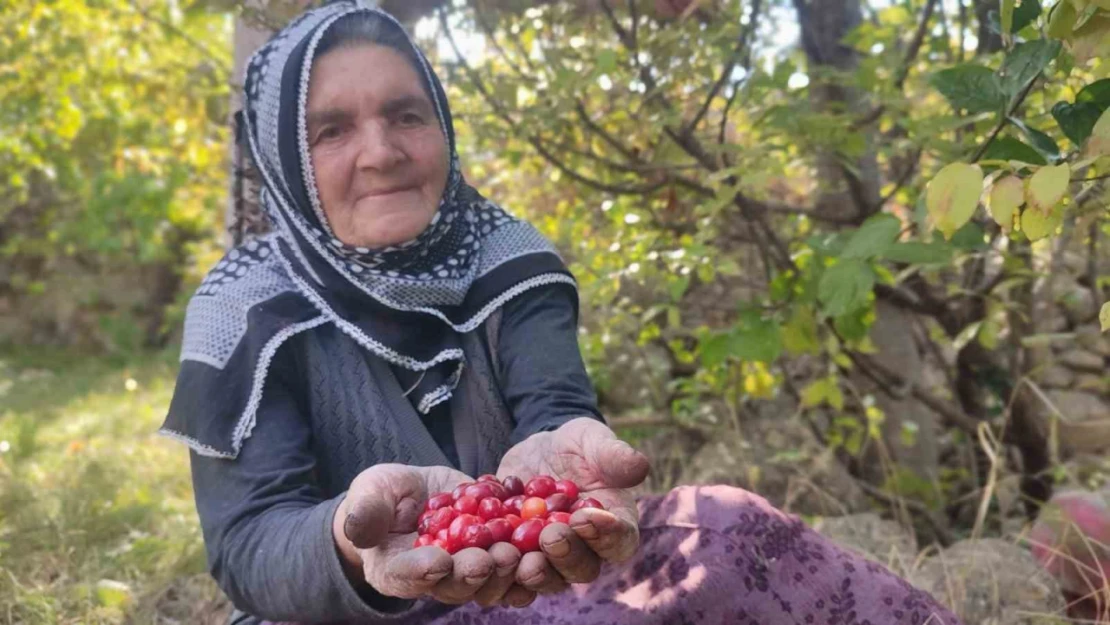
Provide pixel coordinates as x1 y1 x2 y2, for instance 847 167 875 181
521 496 548 520
501 475 525 497
524 476 557 499
553 479 579 500
510 518 545 553
478 497 504 521
416 476 596 554
545 493 571 513
503 495 526 515
486 518 513 543
461 523 495 550
426 492 455 512
546 512 572 525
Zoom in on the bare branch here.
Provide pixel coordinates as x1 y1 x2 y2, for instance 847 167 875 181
683 0 764 135
439 10 670 196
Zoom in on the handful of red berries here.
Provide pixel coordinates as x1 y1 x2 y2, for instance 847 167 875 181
414 474 605 555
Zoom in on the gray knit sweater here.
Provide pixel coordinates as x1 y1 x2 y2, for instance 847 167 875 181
190 284 601 624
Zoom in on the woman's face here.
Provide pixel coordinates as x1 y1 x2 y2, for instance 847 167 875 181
305 44 448 249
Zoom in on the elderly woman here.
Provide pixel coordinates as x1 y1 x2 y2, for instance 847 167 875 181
160 3 963 624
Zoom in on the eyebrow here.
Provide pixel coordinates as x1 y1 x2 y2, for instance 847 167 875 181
306 93 435 130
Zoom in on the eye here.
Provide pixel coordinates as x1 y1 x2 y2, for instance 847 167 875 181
313 125 344 144
397 111 426 127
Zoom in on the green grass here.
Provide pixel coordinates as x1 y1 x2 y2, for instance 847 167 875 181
0 347 228 624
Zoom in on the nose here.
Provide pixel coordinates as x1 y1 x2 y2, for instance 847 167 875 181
354 120 405 171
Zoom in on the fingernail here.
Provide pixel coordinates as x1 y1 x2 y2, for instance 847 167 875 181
496 563 516 577
342 513 358 541
423 569 450 582
523 572 544 586
572 522 599 539
543 536 570 557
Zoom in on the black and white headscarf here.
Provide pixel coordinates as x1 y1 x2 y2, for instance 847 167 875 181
160 1 575 459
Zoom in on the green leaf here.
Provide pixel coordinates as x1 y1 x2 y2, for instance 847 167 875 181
881 241 955 265
927 162 984 239
988 175 1024 227
1099 301 1110 332
1009 117 1061 161
1052 100 1104 145
802 377 844 410
783 306 821 355
596 49 617 73
698 332 733 368
818 259 875 317
1076 79 1110 108
1026 163 1070 213
731 312 783 363
951 222 990 250
842 214 902 259
698 314 783 365
1012 0 1043 32
999 40 1061 98
980 135 1047 165
930 65 1005 114
1001 0 1016 34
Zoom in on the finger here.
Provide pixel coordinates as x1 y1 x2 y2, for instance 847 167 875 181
372 543 453 599
540 522 602 584
516 550 570 595
587 436 651 489
431 547 495 604
344 466 428 548
501 584 536 608
472 542 521 607
570 506 640 563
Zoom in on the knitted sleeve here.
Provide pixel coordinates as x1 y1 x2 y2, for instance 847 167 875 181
493 282 605 444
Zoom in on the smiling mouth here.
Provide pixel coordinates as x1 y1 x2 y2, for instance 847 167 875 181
362 185 416 198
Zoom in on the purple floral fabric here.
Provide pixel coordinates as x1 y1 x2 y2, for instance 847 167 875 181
268 485 963 625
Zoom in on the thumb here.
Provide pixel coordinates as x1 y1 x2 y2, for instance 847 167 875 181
343 465 427 549
590 435 650 489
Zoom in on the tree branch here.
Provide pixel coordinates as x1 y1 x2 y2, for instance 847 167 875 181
969 75 1039 162
683 0 763 135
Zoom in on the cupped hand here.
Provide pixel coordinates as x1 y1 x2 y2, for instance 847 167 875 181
496 418 650 600
334 463 523 607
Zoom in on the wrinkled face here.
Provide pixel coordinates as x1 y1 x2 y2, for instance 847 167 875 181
305 44 449 249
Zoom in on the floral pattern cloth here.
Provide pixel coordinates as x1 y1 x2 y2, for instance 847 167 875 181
267 484 962 625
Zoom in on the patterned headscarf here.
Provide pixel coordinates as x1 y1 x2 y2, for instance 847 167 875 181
160 1 575 459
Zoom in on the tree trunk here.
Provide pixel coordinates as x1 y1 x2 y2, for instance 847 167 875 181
796 0 941 482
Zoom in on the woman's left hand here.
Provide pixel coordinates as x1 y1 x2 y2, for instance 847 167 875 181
494 417 650 603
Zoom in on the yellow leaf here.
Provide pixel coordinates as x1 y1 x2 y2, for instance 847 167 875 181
1085 108 1110 159
1021 205 1062 240
927 162 984 239
1025 164 1070 214
1069 13 1110 65
1047 0 1078 38
988 175 1024 228
801 377 844 410
1100 302 1110 332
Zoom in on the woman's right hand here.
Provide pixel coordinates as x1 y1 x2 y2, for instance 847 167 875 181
333 463 526 607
